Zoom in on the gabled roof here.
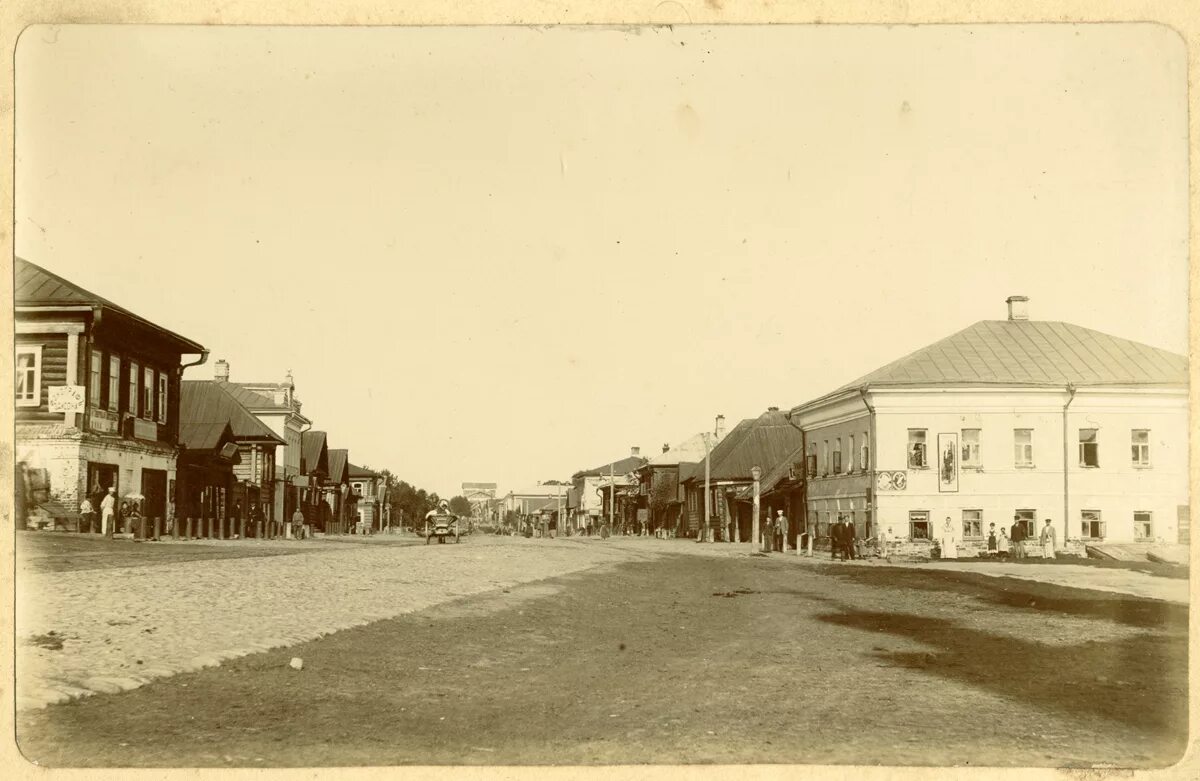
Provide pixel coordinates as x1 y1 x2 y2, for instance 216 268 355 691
180 381 286 446
644 431 719 467
348 463 381 479
736 443 807 500
573 455 648 479
301 431 329 476
179 421 234 452
15 257 205 352
828 319 1188 398
681 411 804 483
219 382 291 411
327 449 349 483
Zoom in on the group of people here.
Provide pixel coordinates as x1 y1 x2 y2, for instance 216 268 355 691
828 515 858 560
78 487 118 535
760 509 790 552
1002 516 1058 559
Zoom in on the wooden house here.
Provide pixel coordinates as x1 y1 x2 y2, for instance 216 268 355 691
14 258 206 528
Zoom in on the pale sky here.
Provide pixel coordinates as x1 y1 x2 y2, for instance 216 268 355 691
15 24 1188 497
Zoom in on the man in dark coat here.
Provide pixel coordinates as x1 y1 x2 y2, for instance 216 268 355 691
1010 515 1026 559
844 517 858 560
830 517 843 560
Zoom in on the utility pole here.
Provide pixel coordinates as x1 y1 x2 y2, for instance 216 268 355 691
702 433 712 543
751 465 762 553
609 460 615 535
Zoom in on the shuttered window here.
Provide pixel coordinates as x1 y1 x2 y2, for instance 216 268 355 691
157 372 168 424
89 350 103 407
15 345 42 407
108 354 120 412
128 360 139 416
143 366 155 421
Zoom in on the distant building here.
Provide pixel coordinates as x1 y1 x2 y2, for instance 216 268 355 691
349 463 388 530
788 296 1190 554
462 481 497 522
678 410 804 542
569 448 648 532
208 361 313 526
635 418 726 535
14 258 206 527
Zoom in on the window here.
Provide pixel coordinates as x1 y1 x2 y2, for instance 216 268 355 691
847 435 856 473
907 429 928 469
1081 510 1105 540
107 355 120 412
860 432 869 471
89 350 103 407
352 482 365 496
832 439 842 474
821 441 829 476
1014 429 1033 467
805 443 817 478
143 366 155 421
961 429 981 468
1134 511 1152 540
128 360 139 416
909 510 930 540
15 346 42 406
962 509 983 539
1078 428 1099 467
1131 430 1150 467
1015 509 1036 540
157 372 168 424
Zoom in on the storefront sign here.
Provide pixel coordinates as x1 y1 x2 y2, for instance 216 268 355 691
133 418 158 441
87 408 120 434
48 385 85 413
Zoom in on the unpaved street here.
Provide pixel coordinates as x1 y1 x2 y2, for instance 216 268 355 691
16 535 1188 769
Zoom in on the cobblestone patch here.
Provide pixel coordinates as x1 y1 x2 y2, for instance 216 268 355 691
16 537 657 711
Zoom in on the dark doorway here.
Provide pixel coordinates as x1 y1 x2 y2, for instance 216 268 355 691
142 469 167 521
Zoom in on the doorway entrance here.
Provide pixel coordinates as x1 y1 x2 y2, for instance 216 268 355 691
142 469 168 521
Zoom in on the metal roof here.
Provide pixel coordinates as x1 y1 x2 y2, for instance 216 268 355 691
180 381 286 446
831 319 1188 394
218 382 291 411
679 412 804 484
327 449 349 483
572 455 649 479
301 431 328 475
15 257 205 352
644 431 720 467
348 463 382 479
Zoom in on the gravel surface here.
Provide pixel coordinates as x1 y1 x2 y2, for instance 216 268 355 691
16 535 661 711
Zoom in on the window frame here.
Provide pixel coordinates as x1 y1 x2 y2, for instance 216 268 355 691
1015 508 1037 539
107 354 121 412
128 360 140 416
15 344 43 407
907 429 928 469
1014 428 1034 468
1131 429 1151 468
961 428 982 469
860 432 870 472
909 510 931 540
832 439 842 475
847 435 855 474
1078 428 1100 468
1081 509 1105 540
1133 511 1152 541
157 371 168 424
962 509 983 540
142 365 156 421
89 349 103 407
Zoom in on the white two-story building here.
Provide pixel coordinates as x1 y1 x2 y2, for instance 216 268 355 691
788 296 1188 554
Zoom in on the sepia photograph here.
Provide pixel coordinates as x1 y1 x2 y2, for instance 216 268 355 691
4 12 1195 775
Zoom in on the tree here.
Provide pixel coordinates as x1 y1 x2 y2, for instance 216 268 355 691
448 496 472 516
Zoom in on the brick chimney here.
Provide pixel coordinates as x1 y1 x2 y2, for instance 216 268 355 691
214 359 230 381
1006 295 1029 321
662 443 670 453
630 446 640 458
715 414 726 439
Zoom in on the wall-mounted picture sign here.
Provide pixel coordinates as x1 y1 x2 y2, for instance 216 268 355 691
938 432 959 493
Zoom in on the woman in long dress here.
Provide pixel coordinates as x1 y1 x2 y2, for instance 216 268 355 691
940 516 958 559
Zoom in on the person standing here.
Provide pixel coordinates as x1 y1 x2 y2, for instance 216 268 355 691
1040 518 1057 559
1010 515 1026 560
100 487 116 537
879 525 893 560
291 506 305 540
776 510 789 553
998 527 1010 559
986 523 998 558
844 516 858 560
762 511 775 552
940 516 958 559
79 496 96 534
830 517 843 560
